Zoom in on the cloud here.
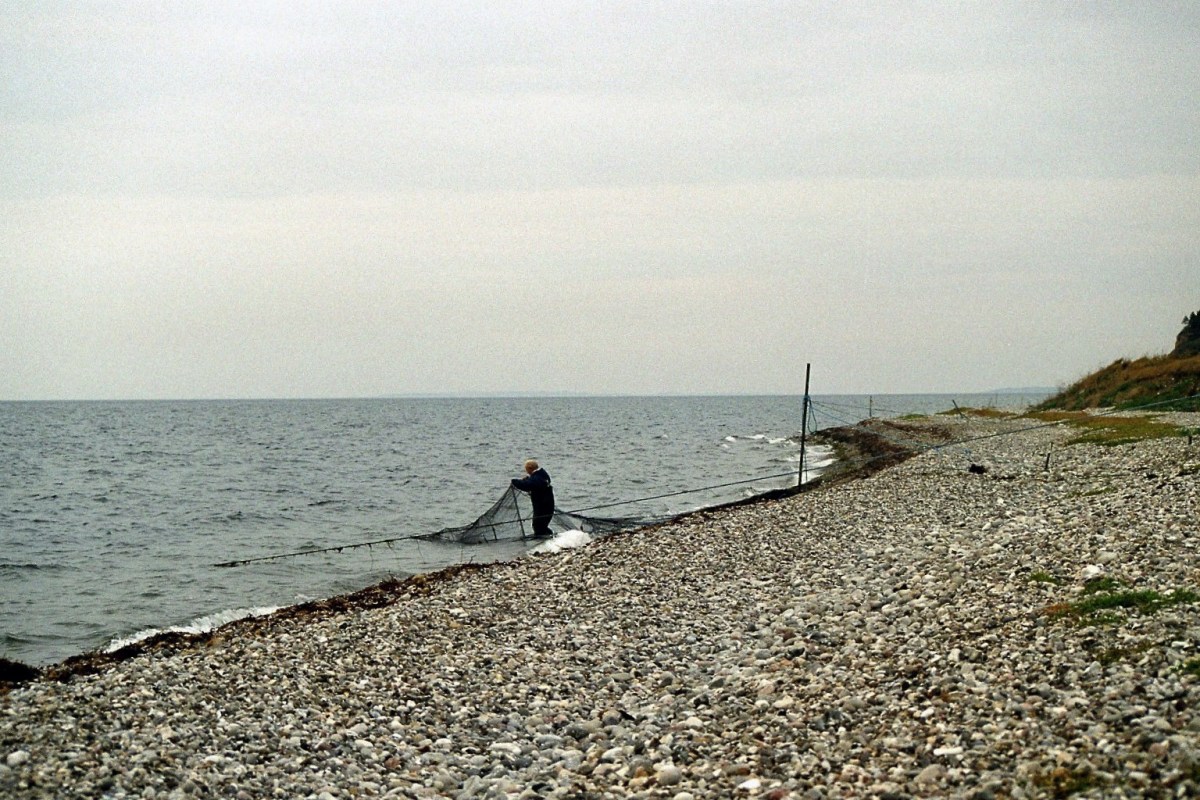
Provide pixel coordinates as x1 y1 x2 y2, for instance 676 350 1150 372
1 3 1198 398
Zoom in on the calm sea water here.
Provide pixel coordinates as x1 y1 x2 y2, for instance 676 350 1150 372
0 393 1044 667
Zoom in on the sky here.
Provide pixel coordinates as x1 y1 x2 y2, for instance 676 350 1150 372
2 2 1197 400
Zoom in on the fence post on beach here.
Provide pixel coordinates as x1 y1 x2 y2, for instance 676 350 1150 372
799 363 811 487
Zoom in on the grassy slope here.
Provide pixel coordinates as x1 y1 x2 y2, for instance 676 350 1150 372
1037 353 1200 412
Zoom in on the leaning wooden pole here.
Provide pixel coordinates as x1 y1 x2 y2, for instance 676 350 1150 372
799 363 811 486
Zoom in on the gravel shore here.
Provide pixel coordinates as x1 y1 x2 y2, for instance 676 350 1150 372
3 413 1199 799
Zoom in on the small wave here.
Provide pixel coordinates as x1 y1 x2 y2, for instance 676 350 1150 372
0 562 63 572
104 606 281 653
785 453 834 467
201 509 281 525
724 433 801 446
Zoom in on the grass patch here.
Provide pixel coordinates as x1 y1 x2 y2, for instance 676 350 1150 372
1181 659 1200 678
1066 417 1187 446
1074 588 1196 615
1082 576 1124 594
1037 353 1200 412
1030 571 1064 585
1049 584 1200 669
1024 411 1191 446
1047 587 1199 621
936 406 1014 418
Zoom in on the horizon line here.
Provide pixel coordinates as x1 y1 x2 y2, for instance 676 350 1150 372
0 388 1057 403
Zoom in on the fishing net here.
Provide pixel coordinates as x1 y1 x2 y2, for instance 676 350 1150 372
423 486 644 544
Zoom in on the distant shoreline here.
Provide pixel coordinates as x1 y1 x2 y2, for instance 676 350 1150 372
2 389 1056 404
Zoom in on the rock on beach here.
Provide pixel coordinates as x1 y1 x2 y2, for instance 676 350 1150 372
3 412 1200 798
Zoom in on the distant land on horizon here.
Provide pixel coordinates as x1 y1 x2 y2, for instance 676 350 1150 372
987 386 1058 395
0 388 1059 403
377 388 1057 400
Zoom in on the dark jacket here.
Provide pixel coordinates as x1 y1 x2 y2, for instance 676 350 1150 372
512 468 555 518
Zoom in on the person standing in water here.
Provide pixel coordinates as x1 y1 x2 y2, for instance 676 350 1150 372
511 459 555 538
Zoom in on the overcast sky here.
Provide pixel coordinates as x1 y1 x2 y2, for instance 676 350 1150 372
2 2 1197 400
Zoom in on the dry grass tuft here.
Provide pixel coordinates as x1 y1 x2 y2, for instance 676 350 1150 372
1039 353 1200 411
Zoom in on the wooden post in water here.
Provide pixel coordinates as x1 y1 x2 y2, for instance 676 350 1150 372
799 363 811 487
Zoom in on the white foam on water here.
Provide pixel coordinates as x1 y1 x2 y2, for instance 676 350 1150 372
528 528 592 555
104 605 281 653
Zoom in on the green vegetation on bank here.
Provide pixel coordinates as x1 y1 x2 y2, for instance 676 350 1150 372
935 406 1016 419
1036 354 1200 412
1044 576 1199 693
920 404 1195 448
1045 578 1199 627
1024 410 1194 446
1038 311 1200 412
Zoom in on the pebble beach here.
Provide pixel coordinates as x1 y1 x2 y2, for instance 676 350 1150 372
3 412 1200 799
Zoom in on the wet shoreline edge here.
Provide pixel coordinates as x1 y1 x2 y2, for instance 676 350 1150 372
1 418 935 689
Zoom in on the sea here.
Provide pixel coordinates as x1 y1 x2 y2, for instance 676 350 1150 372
0 393 1047 667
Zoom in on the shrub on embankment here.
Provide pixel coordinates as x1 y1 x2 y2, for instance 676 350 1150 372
1038 310 1200 412
1037 354 1200 412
